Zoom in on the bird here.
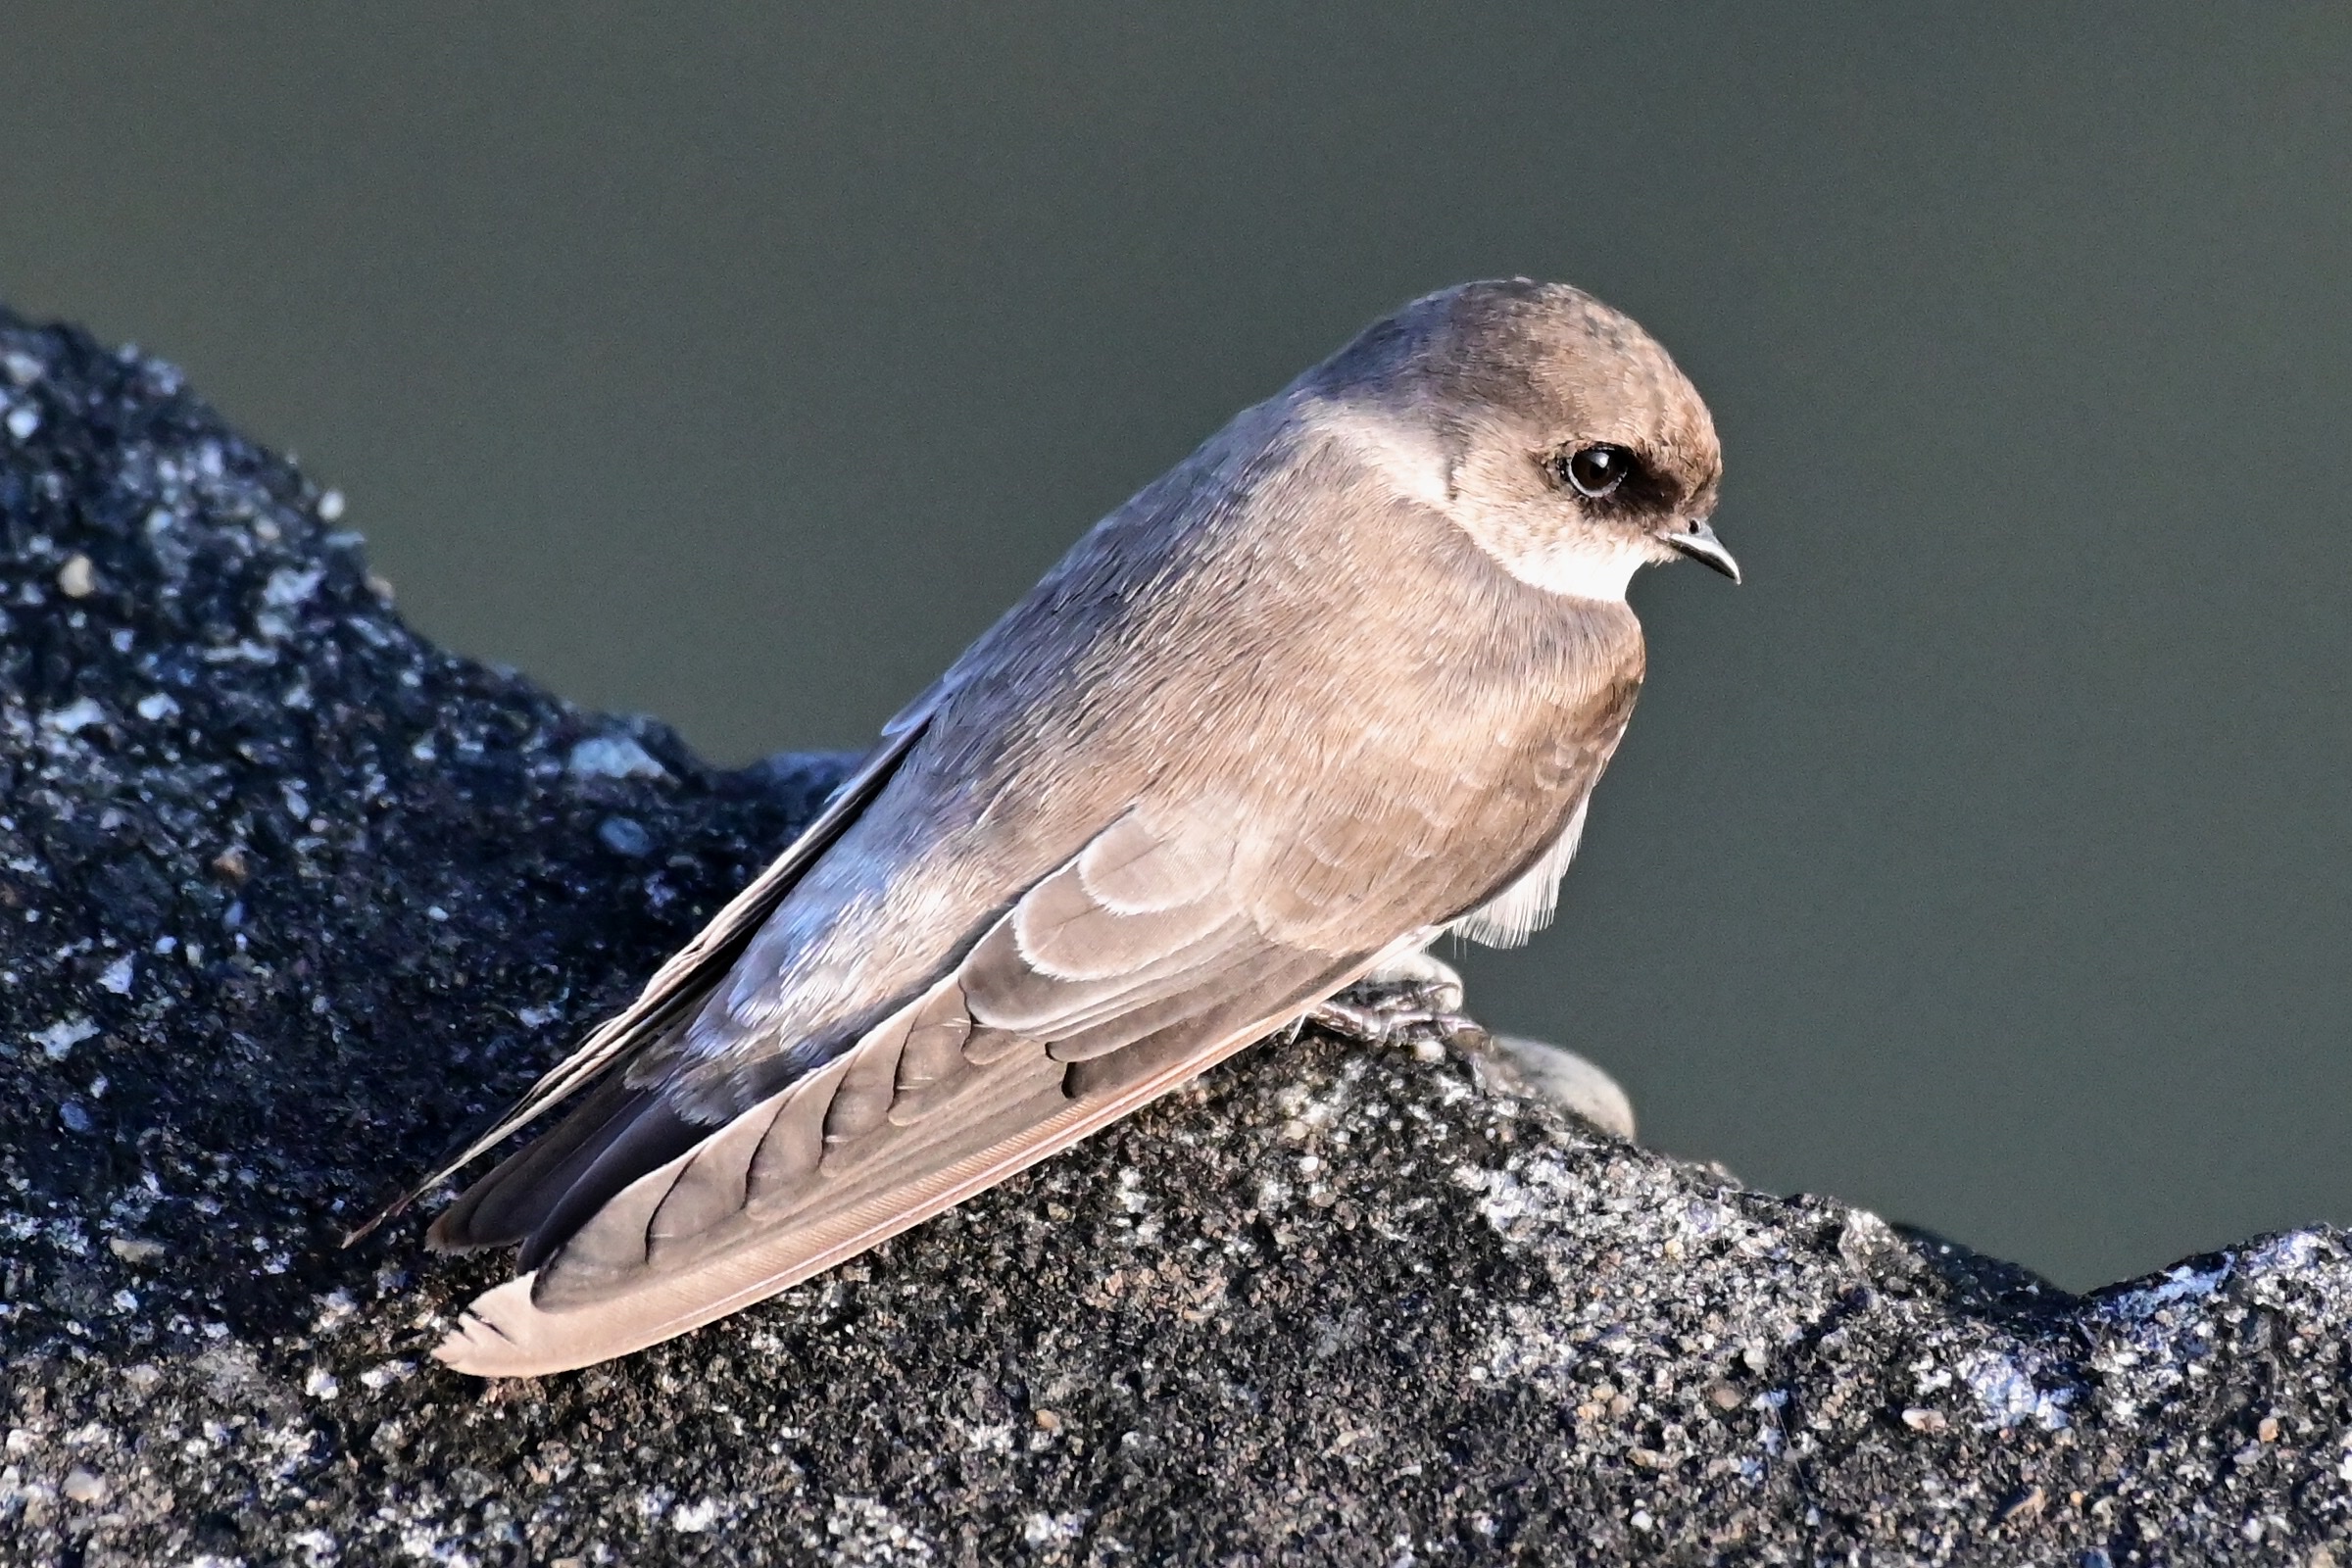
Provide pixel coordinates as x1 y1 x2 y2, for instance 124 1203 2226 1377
374 277 1739 1377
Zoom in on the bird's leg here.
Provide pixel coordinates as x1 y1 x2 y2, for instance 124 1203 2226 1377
1307 950 1483 1047
1293 951 1642 1139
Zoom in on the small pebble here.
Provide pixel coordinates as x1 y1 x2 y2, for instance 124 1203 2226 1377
1901 1407 1947 1433
56 555 97 598
598 816 655 858
62 1467 107 1504
6 405 38 440
42 697 107 735
35 1016 98 1060
109 1236 166 1264
568 735 668 782
318 489 346 521
1491 1035 1638 1140
59 1101 92 1134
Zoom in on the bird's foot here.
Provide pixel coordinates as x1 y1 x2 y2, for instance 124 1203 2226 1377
1307 956 1482 1050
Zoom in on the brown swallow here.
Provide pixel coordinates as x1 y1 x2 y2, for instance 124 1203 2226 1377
379 278 1736 1375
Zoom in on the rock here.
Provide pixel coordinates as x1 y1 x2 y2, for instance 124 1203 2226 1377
4 305 2352 1564
1491 1034 1640 1141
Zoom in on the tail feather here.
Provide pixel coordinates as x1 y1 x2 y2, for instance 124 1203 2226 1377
342 711 932 1247
425 1074 650 1252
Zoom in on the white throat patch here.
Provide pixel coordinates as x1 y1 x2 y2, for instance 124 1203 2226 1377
1492 536 1654 603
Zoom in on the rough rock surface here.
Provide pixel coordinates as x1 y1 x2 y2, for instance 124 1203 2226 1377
2 308 2350 1567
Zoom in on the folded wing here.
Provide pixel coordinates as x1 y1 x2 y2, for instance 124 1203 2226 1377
433 803 1374 1376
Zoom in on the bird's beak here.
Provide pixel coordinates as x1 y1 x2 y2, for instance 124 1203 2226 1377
1662 519 1740 584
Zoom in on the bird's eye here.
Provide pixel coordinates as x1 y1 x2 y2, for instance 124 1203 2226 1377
1561 444 1635 499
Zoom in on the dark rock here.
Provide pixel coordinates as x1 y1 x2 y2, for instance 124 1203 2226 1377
3 307 2350 1565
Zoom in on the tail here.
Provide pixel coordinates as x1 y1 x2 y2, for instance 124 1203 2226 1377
341 710 934 1247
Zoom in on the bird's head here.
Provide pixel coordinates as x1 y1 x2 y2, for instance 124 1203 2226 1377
1302 278 1735 599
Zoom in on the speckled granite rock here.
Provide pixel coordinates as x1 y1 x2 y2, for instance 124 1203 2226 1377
3 309 2351 1567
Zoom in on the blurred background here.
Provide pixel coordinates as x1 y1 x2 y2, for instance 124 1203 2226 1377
4 6 2347 1291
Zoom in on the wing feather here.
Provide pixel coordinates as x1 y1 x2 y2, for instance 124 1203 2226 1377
380 707 931 1249
435 991 1326 1375
432 808 1375 1374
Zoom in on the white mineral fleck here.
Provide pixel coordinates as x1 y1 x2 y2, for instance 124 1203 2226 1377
98 955 134 996
567 734 668 781
358 1359 415 1391
264 565 326 608
42 697 107 735
34 1016 98 1059
1023 1511 1086 1545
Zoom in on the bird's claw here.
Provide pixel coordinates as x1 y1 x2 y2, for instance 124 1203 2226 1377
1306 977 1485 1050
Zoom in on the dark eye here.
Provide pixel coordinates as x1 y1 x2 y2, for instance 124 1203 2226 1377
1561 444 1635 499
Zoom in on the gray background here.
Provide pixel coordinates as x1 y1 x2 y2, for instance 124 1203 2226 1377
5 7 2346 1291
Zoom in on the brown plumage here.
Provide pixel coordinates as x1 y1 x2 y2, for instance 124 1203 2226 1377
386 278 1733 1375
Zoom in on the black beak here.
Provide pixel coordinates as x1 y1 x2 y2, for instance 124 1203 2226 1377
1662 520 1740 583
